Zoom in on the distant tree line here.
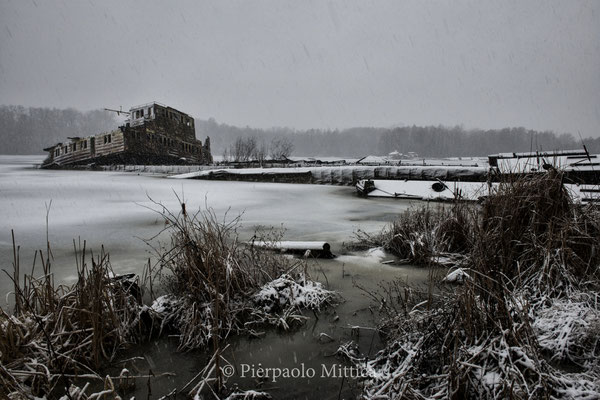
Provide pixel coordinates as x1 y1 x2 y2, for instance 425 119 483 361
197 118 600 158
0 105 117 155
2 105 599 158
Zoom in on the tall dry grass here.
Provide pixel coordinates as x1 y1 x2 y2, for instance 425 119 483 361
138 200 334 397
2 198 334 399
356 172 600 399
145 202 301 350
354 202 473 266
0 239 144 398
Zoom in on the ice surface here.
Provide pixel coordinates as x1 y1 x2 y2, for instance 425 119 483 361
0 156 414 302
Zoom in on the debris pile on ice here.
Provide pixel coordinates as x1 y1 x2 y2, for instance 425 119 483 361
442 267 471 283
365 247 386 262
253 274 335 313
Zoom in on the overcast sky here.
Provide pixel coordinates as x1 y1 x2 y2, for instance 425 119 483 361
1 0 599 137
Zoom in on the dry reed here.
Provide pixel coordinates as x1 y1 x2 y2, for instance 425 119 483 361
1 197 337 399
0 240 144 398
354 172 600 399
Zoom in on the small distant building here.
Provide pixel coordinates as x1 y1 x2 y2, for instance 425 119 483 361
42 102 212 167
387 150 402 160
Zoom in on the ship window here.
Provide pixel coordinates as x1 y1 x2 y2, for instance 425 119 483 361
83 140 87 149
148 107 151 116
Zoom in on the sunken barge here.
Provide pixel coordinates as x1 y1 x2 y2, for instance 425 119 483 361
355 149 600 204
42 102 212 168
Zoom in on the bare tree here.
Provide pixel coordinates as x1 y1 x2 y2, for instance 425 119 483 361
222 147 230 162
230 136 257 162
270 137 294 160
253 139 268 166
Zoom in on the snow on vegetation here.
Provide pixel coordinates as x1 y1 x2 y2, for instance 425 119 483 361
532 293 600 367
442 267 471 283
350 172 600 399
364 246 386 262
223 389 272 400
1 202 337 399
253 273 335 313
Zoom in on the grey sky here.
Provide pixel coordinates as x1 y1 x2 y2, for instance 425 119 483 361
1 0 599 137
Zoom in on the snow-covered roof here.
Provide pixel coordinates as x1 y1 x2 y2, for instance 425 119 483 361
357 155 389 164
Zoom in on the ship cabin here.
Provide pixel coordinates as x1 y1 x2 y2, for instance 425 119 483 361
42 102 212 167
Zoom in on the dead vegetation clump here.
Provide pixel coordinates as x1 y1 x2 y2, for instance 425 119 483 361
0 240 144 398
141 203 336 398
354 172 600 399
1 203 336 399
354 202 473 266
145 204 336 354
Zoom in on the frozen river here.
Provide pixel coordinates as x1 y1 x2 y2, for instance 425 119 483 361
0 155 430 398
0 155 412 298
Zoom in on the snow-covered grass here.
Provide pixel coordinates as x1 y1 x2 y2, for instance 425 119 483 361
532 292 600 368
0 245 145 398
253 274 335 313
351 172 600 399
353 202 472 266
224 389 272 399
1 203 338 399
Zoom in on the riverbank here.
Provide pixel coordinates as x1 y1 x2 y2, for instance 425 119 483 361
347 172 600 398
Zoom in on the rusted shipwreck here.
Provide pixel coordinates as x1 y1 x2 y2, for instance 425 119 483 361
42 102 212 168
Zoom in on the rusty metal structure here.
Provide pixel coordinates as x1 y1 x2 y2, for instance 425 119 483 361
42 102 212 167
